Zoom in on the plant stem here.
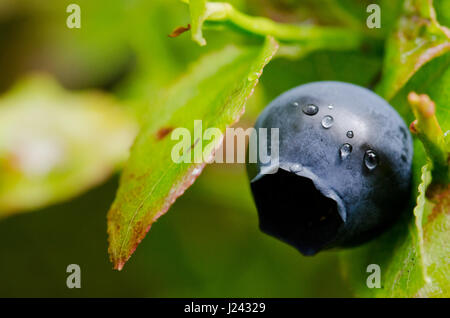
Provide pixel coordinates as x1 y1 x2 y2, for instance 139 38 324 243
220 4 363 47
408 92 449 185
188 1 379 51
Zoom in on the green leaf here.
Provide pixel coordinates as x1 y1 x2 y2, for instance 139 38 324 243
0 75 137 218
376 0 450 100
435 0 450 28
4 1 132 89
107 37 279 270
341 165 449 297
390 53 450 126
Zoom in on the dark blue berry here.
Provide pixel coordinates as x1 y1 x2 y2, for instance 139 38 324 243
247 81 413 255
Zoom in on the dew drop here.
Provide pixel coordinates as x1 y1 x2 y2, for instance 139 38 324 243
289 163 303 173
292 102 299 107
328 104 334 110
364 150 379 171
339 143 352 159
346 131 354 138
302 104 319 116
321 115 334 129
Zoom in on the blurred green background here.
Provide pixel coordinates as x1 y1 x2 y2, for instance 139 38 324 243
0 0 400 297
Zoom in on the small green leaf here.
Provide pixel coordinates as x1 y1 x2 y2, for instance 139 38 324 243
376 0 450 100
0 75 137 218
107 37 279 270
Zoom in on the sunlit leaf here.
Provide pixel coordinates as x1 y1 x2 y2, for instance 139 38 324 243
107 37 279 270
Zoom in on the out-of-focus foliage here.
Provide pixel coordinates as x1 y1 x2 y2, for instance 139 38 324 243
0 0 131 91
0 75 137 217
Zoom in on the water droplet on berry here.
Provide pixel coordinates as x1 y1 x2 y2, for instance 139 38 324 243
328 105 334 110
302 104 319 116
339 143 352 159
364 150 379 170
346 131 354 138
292 102 299 107
321 115 334 129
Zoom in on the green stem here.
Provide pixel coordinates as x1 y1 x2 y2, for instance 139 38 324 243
214 3 363 49
186 1 378 51
408 92 449 185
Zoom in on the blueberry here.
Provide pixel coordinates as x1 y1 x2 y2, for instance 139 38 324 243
246 81 413 256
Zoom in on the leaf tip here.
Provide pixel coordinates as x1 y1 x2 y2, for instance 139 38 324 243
114 260 125 271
